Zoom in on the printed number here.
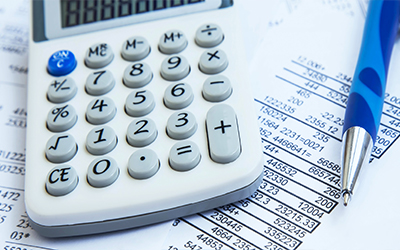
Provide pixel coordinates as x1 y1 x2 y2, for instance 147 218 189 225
176 113 189 127
130 63 144 76
93 70 106 84
91 99 108 112
134 120 149 134
168 56 181 69
171 83 185 97
132 91 147 104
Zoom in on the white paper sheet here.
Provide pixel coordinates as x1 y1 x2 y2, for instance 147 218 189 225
0 1 171 249
162 1 400 249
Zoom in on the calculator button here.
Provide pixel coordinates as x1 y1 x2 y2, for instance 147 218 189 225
86 126 118 155
195 24 224 48
85 70 115 96
125 90 155 117
86 97 117 125
127 118 157 147
169 141 201 171
128 149 159 179
206 104 241 163
160 55 190 81
85 43 114 69
202 75 232 102
123 62 153 88
46 165 78 196
47 104 77 132
164 83 193 110
159 29 188 54
199 49 228 74
47 50 77 76
167 111 197 140
87 157 119 188
121 36 150 61
45 134 78 163
47 76 78 103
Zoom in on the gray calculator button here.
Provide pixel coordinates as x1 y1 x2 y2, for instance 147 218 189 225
121 36 150 61
127 118 157 147
87 157 119 188
202 75 232 102
47 77 77 103
164 83 193 110
45 134 77 163
159 29 187 54
160 55 190 81
167 111 197 140
85 43 114 69
86 126 117 155
199 49 228 74
85 70 115 96
123 62 153 88
195 24 224 48
86 97 117 125
128 149 159 179
206 104 241 163
46 165 78 196
47 104 77 132
169 141 201 171
125 90 155 117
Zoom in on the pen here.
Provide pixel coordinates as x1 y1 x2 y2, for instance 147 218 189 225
341 0 400 206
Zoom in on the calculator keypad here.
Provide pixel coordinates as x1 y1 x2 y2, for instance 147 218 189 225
195 24 224 48
47 77 78 103
199 49 229 74
169 141 201 172
158 30 188 54
128 149 160 179
121 36 151 62
45 165 78 196
47 104 77 132
43 23 240 196
85 43 114 69
45 134 77 163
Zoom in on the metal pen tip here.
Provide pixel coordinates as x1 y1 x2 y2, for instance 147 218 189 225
343 192 351 206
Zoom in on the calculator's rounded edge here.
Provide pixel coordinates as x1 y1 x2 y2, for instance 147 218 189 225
26 170 263 238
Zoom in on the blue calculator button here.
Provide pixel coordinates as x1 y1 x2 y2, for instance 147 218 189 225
47 50 77 76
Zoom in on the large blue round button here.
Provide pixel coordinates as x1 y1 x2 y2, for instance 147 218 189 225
47 50 77 76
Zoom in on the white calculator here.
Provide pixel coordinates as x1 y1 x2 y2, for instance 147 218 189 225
25 0 263 237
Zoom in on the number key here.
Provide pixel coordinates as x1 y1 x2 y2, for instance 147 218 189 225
123 62 153 88
166 111 197 140
164 83 193 109
86 126 117 155
160 55 190 81
125 90 155 117
86 97 117 125
85 70 115 96
126 118 157 147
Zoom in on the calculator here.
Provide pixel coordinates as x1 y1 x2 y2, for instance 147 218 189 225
25 0 263 237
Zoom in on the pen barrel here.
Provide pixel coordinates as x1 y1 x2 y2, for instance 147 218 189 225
343 0 400 143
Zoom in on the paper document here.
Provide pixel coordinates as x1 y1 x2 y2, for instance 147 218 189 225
0 1 171 249
162 1 400 249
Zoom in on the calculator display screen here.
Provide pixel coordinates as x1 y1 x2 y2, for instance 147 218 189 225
61 0 205 28
33 0 231 41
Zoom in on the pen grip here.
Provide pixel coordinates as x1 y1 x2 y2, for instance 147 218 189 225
343 0 400 143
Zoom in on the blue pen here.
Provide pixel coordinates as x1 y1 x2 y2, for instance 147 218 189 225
341 0 400 206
